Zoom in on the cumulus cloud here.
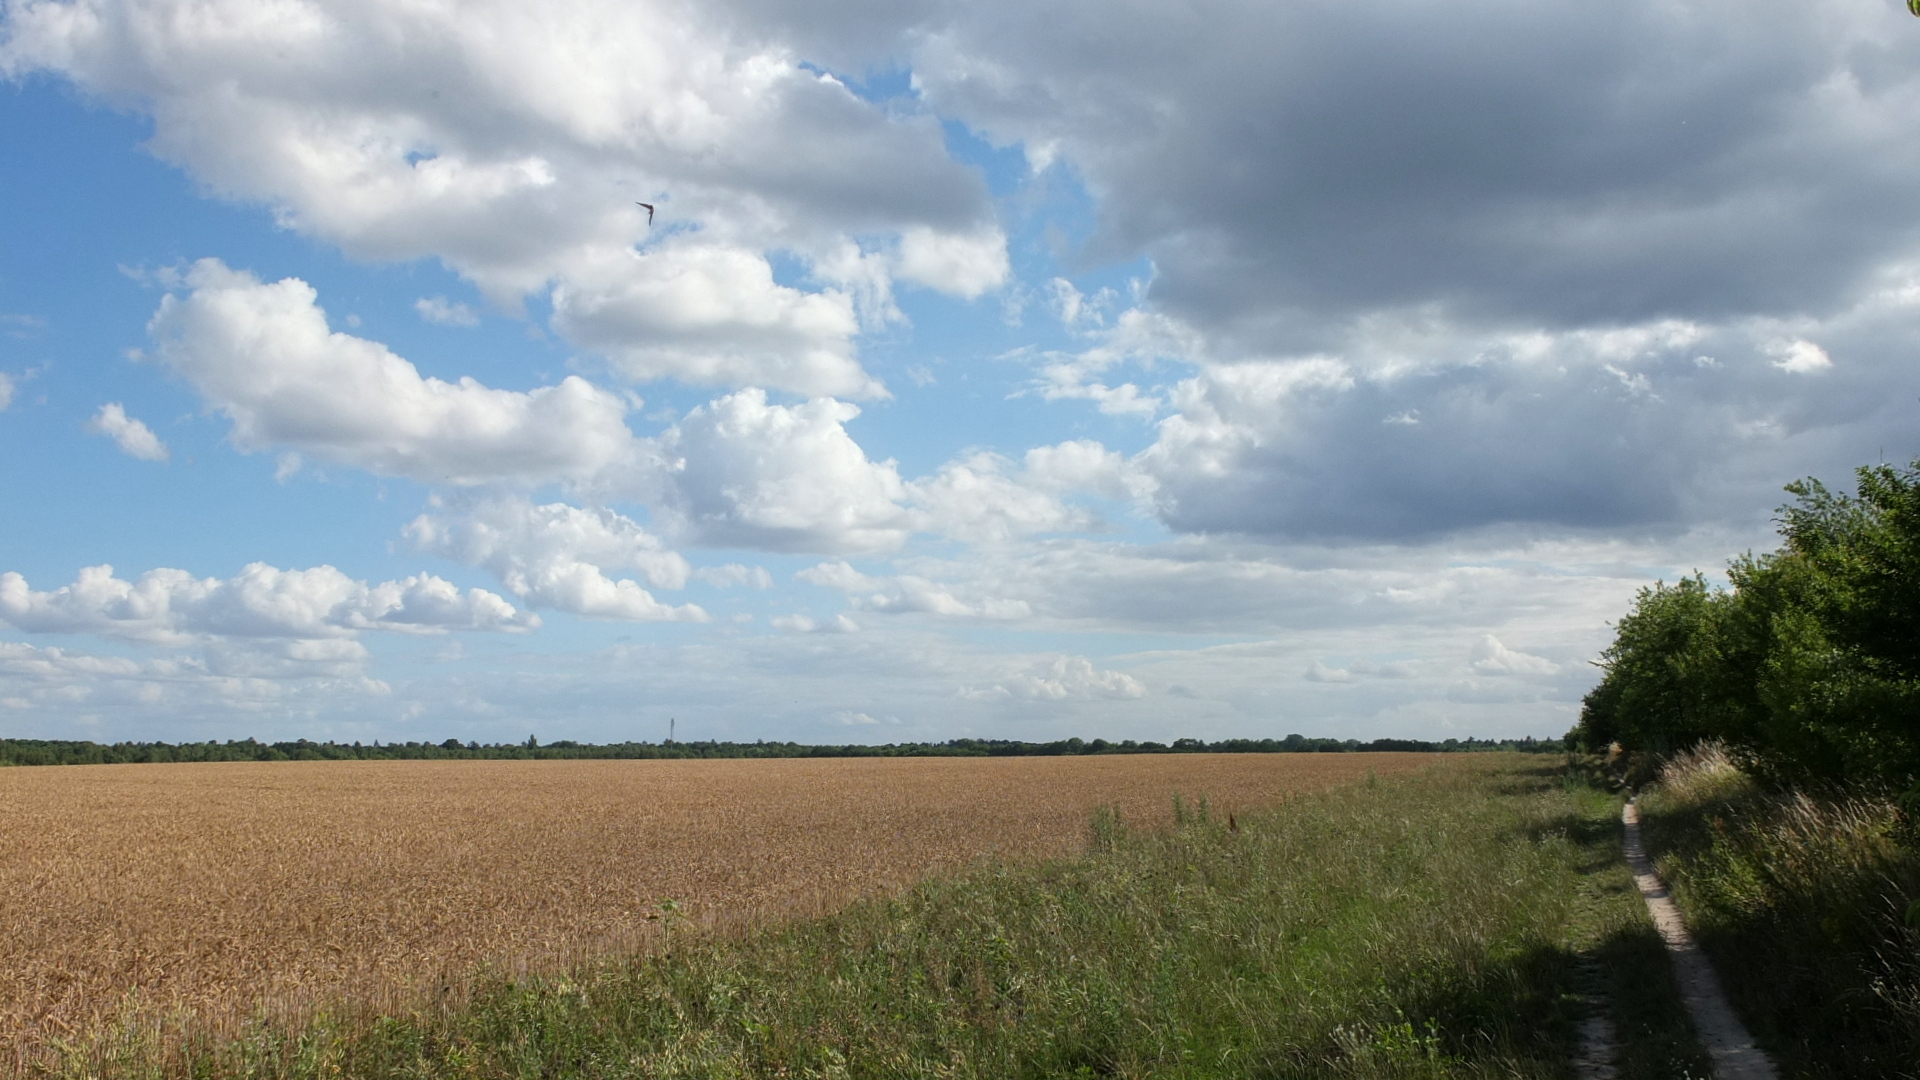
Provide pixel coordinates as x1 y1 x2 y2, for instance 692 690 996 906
907 0 1920 545
895 226 1009 299
693 563 774 589
1021 439 1150 502
651 389 912 553
1304 661 1354 684
911 0 1920 346
0 639 393 714
140 265 1133 555
1119 296 1920 541
0 563 535 646
771 612 859 633
799 561 1031 619
405 497 706 622
85 402 169 461
1769 338 1833 374
1020 309 1198 418
552 241 881 398
1467 635 1561 677
1 0 1006 395
149 260 639 486
415 296 479 327
906 452 1093 544
967 655 1146 701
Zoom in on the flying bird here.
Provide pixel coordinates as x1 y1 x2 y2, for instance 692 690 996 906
636 201 655 225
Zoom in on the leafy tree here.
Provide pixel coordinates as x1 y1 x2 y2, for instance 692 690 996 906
1577 462 1920 792
1574 574 1728 754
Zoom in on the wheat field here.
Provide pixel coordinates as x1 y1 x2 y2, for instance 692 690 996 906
0 752 1437 1061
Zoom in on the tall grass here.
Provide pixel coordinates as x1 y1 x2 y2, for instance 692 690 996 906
1638 743 1920 1078
47 759 1697 1080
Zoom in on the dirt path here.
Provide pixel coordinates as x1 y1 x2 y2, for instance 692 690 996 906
1622 801 1781 1080
1570 972 1620 1080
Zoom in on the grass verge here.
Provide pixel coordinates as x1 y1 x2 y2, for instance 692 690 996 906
52 758 1702 1080
1637 744 1920 1079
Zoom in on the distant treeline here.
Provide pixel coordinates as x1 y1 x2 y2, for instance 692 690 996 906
0 733 1562 767
1573 459 1920 794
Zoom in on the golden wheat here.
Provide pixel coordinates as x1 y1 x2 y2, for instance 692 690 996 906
0 752 1437 1062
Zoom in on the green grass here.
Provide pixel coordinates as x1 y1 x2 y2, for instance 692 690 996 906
55 758 1705 1080
1637 747 1920 1079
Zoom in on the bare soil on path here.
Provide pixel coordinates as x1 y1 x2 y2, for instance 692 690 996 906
1622 800 1781 1080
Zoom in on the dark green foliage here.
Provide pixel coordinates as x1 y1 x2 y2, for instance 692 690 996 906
0 734 1564 768
1573 574 1730 756
1573 460 1920 792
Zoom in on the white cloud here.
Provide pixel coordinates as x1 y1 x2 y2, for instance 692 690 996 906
85 402 170 462
646 397 1127 553
693 563 773 589
895 226 1009 299
1769 338 1833 374
0 314 45 338
150 260 639 486
771 612 859 634
1467 635 1560 677
0 563 535 646
651 389 912 553
798 561 1031 619
415 296 479 327
1022 308 1199 418
137 264 1152 558
906 452 1093 544
1115 301 1920 542
0 639 393 714
968 655 1146 701
0 372 12 410
1 0 1002 395
550 240 879 398
1305 661 1353 683
908 0 1920 355
405 498 706 622
1022 439 1150 501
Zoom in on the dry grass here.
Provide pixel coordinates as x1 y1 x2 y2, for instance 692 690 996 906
0 752 1435 1065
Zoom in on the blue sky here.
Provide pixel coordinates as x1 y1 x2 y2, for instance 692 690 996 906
3 0 1918 746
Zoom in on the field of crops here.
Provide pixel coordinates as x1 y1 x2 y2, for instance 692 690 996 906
0 752 1436 1061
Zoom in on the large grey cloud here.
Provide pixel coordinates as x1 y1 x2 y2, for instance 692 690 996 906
910 0 1920 345
1128 297 1920 541
883 0 1920 541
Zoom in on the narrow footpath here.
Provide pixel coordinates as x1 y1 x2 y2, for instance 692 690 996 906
1621 800 1781 1080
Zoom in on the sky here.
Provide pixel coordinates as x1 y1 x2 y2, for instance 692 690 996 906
1 0 1918 747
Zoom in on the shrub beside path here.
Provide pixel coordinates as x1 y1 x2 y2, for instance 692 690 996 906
1622 799 1780 1080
